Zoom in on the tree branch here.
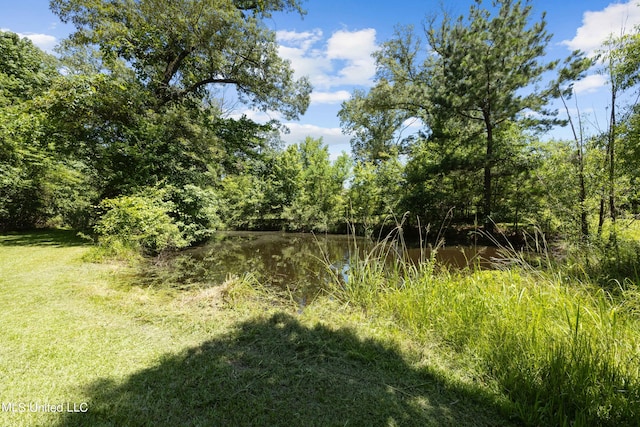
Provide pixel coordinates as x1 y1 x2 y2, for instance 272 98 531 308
162 47 196 87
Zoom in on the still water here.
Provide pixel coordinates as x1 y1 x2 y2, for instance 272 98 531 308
151 231 502 300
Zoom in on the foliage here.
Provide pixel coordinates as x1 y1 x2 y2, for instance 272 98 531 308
402 121 545 228
0 31 58 106
213 115 281 175
341 0 587 231
166 183 224 244
5 0 640 257
218 173 267 229
94 190 188 256
281 137 351 232
0 31 96 231
348 156 404 231
330 235 640 426
50 0 311 116
216 137 352 232
402 128 484 223
40 71 214 195
38 64 245 237
339 88 409 163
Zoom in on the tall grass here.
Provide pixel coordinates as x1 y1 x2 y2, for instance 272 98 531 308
329 226 640 426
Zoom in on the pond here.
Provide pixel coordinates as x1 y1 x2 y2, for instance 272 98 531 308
145 231 504 302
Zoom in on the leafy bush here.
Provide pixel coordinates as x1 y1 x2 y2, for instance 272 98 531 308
95 192 187 256
217 174 265 230
166 184 223 244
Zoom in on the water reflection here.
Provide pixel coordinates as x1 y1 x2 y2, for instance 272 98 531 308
186 232 358 298
405 245 501 269
142 232 505 301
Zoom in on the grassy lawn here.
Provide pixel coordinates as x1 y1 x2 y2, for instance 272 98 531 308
0 230 516 426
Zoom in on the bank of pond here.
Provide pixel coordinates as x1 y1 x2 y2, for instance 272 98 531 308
97 228 640 425
136 231 508 298
3 228 640 426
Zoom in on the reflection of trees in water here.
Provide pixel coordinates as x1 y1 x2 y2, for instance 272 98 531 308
138 232 501 298
201 233 357 297
142 232 362 298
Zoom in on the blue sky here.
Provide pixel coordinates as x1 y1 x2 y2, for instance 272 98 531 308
2 1 640 157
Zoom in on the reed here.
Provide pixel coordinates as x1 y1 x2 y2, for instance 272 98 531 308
328 225 640 426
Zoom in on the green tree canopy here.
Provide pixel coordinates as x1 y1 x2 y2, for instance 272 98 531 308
341 0 587 231
50 0 311 118
0 31 58 106
0 31 96 230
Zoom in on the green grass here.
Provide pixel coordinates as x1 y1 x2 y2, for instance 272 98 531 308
0 230 517 426
331 238 640 426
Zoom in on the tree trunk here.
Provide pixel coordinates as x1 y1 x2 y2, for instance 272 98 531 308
560 89 589 241
483 113 494 234
579 165 589 240
597 188 605 238
604 72 618 252
608 88 617 236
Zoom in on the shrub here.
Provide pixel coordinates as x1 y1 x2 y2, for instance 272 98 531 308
95 192 187 256
167 184 223 243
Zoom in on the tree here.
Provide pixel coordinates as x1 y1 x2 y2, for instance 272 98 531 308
425 0 583 231
344 0 586 232
216 137 352 232
40 0 312 243
339 88 409 164
281 137 351 232
594 32 640 242
50 0 311 117
348 156 404 233
553 82 591 241
0 31 95 230
39 70 216 196
0 31 58 106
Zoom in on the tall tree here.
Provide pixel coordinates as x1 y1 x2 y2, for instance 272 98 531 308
339 87 409 164
344 0 585 232
617 31 640 216
50 0 311 117
281 137 351 232
550 54 594 241
0 31 96 230
0 31 58 106
425 0 580 231
595 32 640 242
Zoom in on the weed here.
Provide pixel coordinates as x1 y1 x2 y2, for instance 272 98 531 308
327 223 640 426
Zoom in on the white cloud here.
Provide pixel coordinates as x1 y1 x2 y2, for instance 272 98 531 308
325 29 377 86
573 74 608 94
281 122 350 148
24 33 57 52
278 43 332 87
276 29 323 51
1 29 59 53
326 29 375 60
277 27 378 91
309 90 352 104
562 1 640 56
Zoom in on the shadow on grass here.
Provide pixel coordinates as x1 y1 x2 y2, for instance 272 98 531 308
57 312 518 427
0 229 88 247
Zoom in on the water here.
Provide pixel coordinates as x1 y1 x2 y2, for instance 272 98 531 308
180 231 358 297
147 231 503 300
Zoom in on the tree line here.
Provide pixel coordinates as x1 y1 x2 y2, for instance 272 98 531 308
2 0 640 254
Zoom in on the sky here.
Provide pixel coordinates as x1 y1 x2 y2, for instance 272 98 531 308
3 0 640 158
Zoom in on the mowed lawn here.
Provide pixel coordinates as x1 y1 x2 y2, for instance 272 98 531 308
0 231 516 426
